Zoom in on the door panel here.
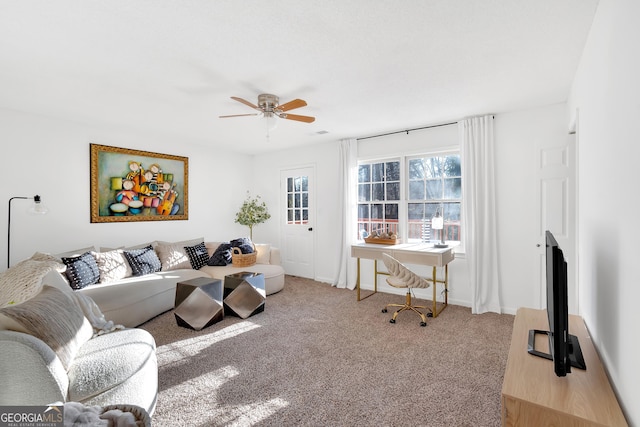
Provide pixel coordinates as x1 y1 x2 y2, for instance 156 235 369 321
535 136 577 313
280 167 315 278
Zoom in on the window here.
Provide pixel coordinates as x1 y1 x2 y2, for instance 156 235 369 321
357 153 462 243
286 175 309 224
407 154 461 242
357 160 400 238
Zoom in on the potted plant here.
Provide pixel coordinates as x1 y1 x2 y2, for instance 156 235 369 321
235 193 271 240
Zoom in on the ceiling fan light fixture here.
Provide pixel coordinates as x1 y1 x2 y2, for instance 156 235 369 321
265 111 278 132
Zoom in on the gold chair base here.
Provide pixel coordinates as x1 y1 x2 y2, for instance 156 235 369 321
382 291 432 326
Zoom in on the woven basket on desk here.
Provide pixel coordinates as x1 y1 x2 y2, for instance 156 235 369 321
232 245 257 267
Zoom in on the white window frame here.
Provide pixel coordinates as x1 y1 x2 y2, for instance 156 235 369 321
357 149 463 249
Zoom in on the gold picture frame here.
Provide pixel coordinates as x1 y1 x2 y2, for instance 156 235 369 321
90 144 189 223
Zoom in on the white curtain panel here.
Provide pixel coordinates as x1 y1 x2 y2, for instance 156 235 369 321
460 115 502 314
333 138 358 289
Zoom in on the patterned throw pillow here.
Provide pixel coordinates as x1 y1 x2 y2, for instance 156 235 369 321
154 242 193 271
184 242 209 270
122 245 162 276
92 249 131 283
208 243 232 266
61 252 100 289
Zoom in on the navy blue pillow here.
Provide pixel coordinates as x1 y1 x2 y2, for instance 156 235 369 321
208 243 232 266
230 237 254 254
184 242 209 270
230 237 252 247
123 245 161 276
236 244 254 254
62 252 100 289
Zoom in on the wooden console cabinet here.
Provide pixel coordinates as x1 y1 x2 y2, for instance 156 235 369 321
501 308 627 426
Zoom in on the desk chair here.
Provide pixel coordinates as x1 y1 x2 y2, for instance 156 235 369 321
381 253 432 327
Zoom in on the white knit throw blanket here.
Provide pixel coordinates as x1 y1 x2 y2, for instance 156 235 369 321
70 291 125 337
1 252 124 336
0 252 64 307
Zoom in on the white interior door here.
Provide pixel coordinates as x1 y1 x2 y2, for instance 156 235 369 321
280 167 315 278
534 133 577 313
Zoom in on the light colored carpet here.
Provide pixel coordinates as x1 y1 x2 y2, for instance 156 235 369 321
140 275 514 426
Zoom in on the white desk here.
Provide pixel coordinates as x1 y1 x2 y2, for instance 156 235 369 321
351 242 457 317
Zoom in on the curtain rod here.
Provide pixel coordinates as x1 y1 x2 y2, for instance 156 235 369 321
357 121 458 141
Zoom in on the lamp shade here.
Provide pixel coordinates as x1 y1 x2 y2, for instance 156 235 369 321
27 195 49 215
431 212 444 230
265 112 278 133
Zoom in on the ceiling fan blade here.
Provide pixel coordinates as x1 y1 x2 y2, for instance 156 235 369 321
219 113 260 118
280 113 316 123
231 96 260 110
277 98 307 112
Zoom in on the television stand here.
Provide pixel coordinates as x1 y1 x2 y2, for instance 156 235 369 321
502 308 627 426
527 329 586 370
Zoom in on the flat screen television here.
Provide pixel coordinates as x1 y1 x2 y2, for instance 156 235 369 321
527 230 586 376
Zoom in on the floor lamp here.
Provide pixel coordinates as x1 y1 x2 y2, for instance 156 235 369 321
7 195 49 269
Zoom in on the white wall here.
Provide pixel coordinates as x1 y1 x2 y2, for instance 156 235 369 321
250 140 342 284
252 107 569 313
495 104 574 313
568 0 640 423
0 108 253 270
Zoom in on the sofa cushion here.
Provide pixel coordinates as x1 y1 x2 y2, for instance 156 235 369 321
67 328 156 402
62 252 101 289
123 245 161 276
184 242 209 270
208 243 232 266
255 244 271 264
92 250 131 283
0 285 94 370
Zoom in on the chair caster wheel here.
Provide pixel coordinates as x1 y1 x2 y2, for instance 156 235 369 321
382 308 387 313
420 322 427 327
389 319 395 324
427 313 433 318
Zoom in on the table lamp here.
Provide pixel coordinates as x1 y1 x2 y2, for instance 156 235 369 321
431 210 448 248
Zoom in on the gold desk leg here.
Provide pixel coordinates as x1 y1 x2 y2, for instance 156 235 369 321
356 257 361 301
374 259 378 294
444 263 449 307
431 264 449 318
356 257 378 301
432 266 438 317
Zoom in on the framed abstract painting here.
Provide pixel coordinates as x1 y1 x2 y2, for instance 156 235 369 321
90 144 189 223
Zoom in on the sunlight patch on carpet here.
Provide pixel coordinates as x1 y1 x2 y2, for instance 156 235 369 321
156 321 261 365
214 398 289 426
158 365 288 426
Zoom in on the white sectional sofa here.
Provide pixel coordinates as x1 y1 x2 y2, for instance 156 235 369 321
43 240 285 328
0 238 285 414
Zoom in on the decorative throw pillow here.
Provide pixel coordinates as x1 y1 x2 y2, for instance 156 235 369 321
62 252 100 290
208 243 232 266
255 244 271 264
53 246 97 261
230 237 252 248
0 285 94 370
122 245 161 276
154 242 192 271
92 250 131 283
184 242 209 270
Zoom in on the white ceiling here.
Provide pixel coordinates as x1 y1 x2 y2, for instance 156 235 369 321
0 0 598 155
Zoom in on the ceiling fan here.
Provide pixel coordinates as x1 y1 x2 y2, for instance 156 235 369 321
219 93 315 123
